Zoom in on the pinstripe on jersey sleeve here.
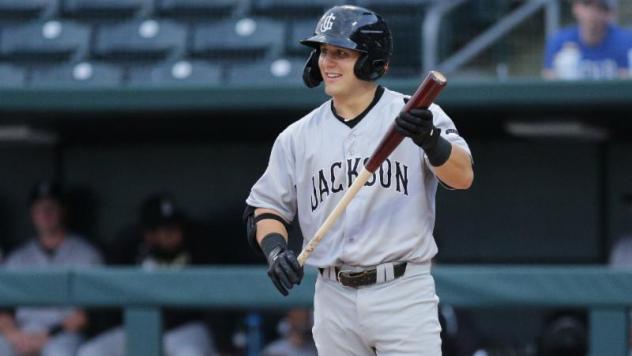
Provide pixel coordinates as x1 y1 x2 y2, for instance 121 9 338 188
246 130 297 222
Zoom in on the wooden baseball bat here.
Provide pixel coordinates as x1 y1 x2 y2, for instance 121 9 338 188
297 71 448 266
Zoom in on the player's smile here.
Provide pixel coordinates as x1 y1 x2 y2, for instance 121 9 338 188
323 72 342 83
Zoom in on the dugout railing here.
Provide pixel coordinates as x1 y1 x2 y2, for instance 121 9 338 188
0 266 629 356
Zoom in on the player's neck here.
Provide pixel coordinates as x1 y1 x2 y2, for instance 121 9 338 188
38 228 66 250
332 84 378 121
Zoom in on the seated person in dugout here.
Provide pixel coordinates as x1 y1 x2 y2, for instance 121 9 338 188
262 308 317 356
77 193 217 356
0 180 104 356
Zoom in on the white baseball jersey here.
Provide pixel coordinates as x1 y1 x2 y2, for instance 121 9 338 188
4 234 103 332
247 87 470 268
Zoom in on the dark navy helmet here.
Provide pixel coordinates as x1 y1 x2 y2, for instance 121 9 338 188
140 193 186 230
29 180 64 206
300 5 393 87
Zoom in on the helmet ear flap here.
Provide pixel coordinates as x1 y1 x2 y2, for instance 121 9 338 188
354 54 387 81
303 49 323 88
353 54 371 81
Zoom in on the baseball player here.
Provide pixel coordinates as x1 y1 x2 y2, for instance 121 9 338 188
244 5 473 355
0 180 103 356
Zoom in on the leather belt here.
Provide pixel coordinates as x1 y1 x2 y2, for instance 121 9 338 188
319 262 407 288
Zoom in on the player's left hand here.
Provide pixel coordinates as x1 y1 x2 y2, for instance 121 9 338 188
395 108 441 150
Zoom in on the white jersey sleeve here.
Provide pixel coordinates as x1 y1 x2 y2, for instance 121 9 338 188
246 128 297 222
425 103 472 168
430 103 470 153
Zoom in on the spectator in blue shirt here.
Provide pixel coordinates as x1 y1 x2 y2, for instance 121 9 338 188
543 0 632 80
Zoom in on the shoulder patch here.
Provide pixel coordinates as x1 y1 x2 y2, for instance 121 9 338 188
445 128 459 135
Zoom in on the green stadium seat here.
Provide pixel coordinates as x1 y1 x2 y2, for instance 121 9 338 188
61 0 147 19
155 0 237 19
93 19 186 61
127 60 222 86
0 63 26 87
226 57 303 86
190 17 284 62
29 61 122 87
0 0 52 21
0 20 89 61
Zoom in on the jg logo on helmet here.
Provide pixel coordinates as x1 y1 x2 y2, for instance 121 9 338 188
320 13 335 32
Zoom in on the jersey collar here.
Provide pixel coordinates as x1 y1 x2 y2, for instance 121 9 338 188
331 85 385 129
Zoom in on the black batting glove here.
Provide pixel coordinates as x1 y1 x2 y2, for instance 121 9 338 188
395 108 436 149
260 233 303 296
395 108 452 166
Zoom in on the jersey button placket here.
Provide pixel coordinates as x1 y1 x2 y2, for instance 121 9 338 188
348 134 357 156
342 133 357 247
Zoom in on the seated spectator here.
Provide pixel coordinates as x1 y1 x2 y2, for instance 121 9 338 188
77 193 217 356
543 0 632 80
0 180 103 356
439 304 480 356
262 308 316 356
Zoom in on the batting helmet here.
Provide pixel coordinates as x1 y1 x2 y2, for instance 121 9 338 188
29 180 64 206
140 193 187 230
300 5 393 88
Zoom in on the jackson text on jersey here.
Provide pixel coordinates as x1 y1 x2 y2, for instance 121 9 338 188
310 156 408 211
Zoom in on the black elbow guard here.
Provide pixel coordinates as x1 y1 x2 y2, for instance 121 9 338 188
243 205 261 254
243 204 291 255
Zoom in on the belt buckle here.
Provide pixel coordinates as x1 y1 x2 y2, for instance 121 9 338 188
337 268 373 287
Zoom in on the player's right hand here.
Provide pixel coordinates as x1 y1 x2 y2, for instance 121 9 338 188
267 248 303 296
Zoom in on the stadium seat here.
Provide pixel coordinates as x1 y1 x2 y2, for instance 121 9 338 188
226 58 303 86
0 0 52 21
190 18 284 62
0 20 89 61
155 0 238 19
93 19 186 61
0 64 27 87
127 60 222 87
251 0 344 18
60 0 147 19
29 61 122 87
